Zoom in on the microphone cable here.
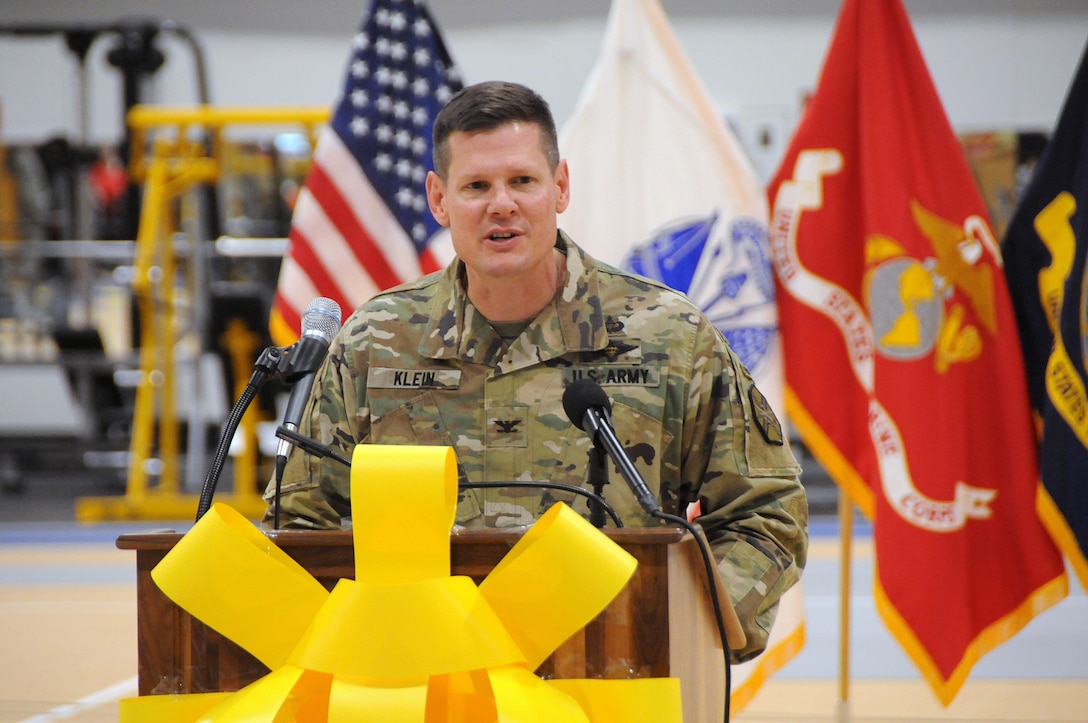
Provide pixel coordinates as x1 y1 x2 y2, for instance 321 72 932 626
272 426 625 529
462 481 624 529
651 509 733 723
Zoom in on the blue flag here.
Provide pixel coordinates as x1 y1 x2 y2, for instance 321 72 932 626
1003 39 1088 589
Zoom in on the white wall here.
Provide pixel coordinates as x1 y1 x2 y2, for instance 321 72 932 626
1 0 1086 178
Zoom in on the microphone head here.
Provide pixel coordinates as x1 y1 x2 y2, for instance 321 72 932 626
562 378 612 431
282 298 342 382
300 297 342 342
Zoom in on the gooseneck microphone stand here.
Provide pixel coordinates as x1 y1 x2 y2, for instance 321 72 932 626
195 345 284 521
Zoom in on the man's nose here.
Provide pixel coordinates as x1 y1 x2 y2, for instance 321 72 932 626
489 184 517 214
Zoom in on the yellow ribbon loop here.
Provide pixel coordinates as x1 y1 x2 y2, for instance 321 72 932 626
195 666 327 722
149 502 330 670
548 678 683 723
350 445 458 585
119 692 231 723
489 665 591 723
479 502 637 671
329 676 428 723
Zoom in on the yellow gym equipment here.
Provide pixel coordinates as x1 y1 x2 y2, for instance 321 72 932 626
76 106 327 522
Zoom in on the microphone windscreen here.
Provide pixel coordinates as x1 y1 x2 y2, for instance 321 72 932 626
283 298 343 383
300 297 342 341
561 378 612 431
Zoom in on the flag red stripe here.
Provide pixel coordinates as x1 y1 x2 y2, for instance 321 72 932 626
272 289 302 342
418 246 442 275
286 225 350 310
304 161 405 291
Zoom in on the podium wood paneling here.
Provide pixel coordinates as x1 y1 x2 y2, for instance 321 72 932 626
117 526 726 722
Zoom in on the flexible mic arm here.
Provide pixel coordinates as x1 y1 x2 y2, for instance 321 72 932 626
195 344 284 521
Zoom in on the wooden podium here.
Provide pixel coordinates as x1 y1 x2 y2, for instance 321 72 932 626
117 526 728 722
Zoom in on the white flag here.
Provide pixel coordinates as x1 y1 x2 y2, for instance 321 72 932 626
559 0 805 711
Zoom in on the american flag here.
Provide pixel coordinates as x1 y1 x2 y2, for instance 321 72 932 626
270 0 463 345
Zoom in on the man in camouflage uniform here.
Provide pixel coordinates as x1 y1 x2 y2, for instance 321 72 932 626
265 80 807 663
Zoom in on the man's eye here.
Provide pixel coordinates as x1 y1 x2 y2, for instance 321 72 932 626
513 176 533 185
467 181 488 191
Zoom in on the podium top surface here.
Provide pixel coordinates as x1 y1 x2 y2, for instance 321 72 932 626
116 525 688 551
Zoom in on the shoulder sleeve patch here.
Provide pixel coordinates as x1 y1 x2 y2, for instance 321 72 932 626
749 386 784 445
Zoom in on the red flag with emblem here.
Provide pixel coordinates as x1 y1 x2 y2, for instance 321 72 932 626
766 0 1067 705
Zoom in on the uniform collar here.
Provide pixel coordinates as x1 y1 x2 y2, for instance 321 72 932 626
417 231 609 365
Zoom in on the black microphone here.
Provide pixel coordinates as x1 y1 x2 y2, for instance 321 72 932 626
274 298 343 469
561 379 660 514
563 379 737 718
274 425 353 468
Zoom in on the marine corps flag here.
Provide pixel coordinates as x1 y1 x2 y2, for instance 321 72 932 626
1004 39 1088 590
767 0 1067 705
560 0 804 711
269 0 462 345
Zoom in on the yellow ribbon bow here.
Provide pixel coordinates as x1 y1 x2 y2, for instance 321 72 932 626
120 445 683 722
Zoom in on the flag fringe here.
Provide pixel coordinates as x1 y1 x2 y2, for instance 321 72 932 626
1038 484 1088 591
269 307 297 349
873 567 1067 706
785 387 1071 705
728 621 806 713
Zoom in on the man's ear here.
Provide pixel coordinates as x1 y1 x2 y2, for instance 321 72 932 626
426 171 450 227
554 159 570 215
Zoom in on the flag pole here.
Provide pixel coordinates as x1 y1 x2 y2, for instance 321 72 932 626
836 490 852 720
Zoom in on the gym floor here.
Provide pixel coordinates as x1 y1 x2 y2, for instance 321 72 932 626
1 474 1085 722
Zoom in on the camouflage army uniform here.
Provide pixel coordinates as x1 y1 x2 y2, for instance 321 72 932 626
265 232 807 662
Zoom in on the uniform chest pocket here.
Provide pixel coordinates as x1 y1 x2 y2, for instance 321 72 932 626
369 391 453 447
605 400 674 490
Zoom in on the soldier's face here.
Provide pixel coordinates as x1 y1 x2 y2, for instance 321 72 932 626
426 122 569 286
